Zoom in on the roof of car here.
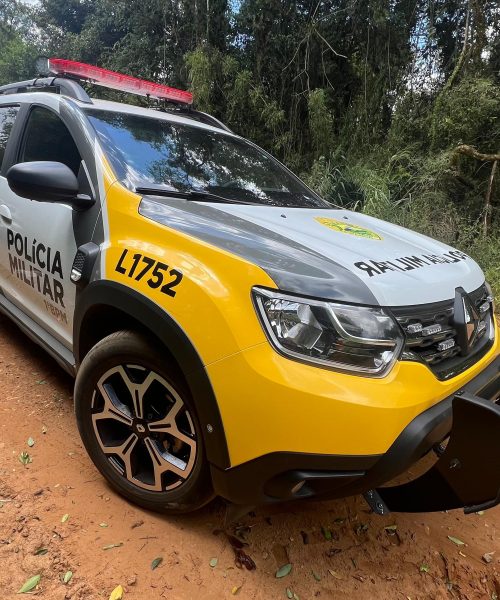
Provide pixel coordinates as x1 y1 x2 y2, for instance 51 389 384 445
86 98 233 135
0 90 234 136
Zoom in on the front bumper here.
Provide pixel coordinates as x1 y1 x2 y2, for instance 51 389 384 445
211 354 500 512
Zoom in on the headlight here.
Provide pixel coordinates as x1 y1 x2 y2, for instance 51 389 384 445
253 287 404 376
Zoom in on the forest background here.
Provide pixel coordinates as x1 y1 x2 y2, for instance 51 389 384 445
1 0 499 295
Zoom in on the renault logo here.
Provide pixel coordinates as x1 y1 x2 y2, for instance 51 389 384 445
453 287 480 355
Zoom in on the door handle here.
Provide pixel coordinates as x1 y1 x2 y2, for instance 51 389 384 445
0 205 12 223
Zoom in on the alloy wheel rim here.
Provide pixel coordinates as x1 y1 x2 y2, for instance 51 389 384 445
91 364 196 491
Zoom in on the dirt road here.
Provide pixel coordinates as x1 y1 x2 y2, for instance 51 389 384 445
0 317 498 600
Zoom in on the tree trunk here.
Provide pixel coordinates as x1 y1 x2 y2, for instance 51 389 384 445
484 159 498 237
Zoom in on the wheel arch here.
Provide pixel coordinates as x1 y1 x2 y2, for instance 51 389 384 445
74 280 230 469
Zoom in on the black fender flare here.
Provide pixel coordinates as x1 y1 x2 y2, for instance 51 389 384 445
74 280 230 469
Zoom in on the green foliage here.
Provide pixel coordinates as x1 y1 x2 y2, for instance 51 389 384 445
308 89 334 159
0 0 498 297
431 77 500 152
0 0 40 84
185 47 215 112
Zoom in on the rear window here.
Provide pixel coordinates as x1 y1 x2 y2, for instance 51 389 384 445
0 106 19 169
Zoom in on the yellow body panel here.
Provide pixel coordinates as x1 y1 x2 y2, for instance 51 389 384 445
102 180 499 469
207 324 499 466
103 182 275 365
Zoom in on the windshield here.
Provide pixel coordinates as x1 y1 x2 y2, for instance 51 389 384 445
85 109 328 208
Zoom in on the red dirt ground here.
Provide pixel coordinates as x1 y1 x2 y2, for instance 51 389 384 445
0 317 498 600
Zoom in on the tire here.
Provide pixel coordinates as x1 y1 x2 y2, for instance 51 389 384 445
74 330 214 513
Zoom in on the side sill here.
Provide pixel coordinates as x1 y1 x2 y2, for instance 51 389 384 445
0 292 76 376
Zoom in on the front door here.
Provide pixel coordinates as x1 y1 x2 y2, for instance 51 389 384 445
0 105 85 348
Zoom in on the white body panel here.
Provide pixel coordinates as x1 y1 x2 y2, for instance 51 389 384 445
0 177 77 347
212 205 484 306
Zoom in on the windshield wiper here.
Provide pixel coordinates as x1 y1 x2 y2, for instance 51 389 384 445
135 186 258 205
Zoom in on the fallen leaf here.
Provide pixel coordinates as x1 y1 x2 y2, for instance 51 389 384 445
328 569 343 580
103 543 123 550
99 523 108 528
19 451 32 466
447 535 465 546
322 527 332 541
36 379 46 385
209 557 218 568
476 511 485 516
18 574 41 593
312 570 321 581
42 425 47 434
276 563 292 578
231 585 242 595
286 589 293 599
109 584 124 600
63 571 73 584
384 525 398 531
27 437 35 448
151 557 163 570
482 552 494 564
420 563 430 573
235 548 256 570
34 547 48 556
61 514 69 523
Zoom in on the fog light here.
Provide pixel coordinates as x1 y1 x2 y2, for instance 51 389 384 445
437 338 455 351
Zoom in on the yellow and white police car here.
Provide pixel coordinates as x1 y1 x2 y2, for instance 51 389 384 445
0 59 498 514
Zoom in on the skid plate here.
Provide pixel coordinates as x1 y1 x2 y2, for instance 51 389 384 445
369 393 500 514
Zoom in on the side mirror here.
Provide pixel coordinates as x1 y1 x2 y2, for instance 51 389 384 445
6 161 95 210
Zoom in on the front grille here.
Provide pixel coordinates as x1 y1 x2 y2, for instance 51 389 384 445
391 284 494 380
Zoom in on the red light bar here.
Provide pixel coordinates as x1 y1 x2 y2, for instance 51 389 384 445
48 58 193 105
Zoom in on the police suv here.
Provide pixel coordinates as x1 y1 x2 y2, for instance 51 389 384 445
0 59 498 514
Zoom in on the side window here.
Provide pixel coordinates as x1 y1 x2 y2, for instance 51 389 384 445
20 107 81 175
0 106 19 170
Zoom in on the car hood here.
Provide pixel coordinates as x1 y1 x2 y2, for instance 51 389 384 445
139 198 485 306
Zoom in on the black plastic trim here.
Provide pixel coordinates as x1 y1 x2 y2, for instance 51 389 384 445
211 452 379 505
71 242 99 287
73 280 230 469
